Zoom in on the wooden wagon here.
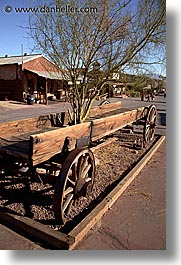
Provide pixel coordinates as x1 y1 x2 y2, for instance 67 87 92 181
0 102 157 224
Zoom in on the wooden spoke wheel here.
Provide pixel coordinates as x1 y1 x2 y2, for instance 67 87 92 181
143 104 157 143
53 147 95 224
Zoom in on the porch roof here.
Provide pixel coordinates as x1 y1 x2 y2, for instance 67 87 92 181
25 69 68 80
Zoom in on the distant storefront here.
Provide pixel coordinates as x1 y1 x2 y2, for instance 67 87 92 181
0 54 68 103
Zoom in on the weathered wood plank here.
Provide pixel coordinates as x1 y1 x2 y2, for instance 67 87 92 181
31 122 92 165
0 207 75 249
0 134 31 160
91 107 145 141
86 108 131 121
0 112 68 138
88 101 122 118
0 115 52 138
0 102 121 138
66 102 122 123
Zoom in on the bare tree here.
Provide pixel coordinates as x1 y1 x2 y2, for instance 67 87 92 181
28 0 166 123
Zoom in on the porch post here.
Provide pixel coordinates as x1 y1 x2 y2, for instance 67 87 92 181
45 78 48 105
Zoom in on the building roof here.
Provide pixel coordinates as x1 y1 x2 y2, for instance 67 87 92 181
25 69 67 80
0 54 70 80
0 54 42 66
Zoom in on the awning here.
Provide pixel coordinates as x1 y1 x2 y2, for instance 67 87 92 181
24 69 68 80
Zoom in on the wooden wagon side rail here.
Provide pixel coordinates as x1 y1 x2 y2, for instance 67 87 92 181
67 101 122 122
0 102 121 138
30 106 146 166
0 114 52 138
91 107 145 141
88 101 121 118
30 122 92 165
0 102 122 163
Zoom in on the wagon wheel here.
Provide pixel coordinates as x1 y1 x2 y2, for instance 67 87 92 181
99 99 110 106
53 147 95 224
143 104 157 143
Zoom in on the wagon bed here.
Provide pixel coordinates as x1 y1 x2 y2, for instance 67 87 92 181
0 108 125 160
0 102 122 161
0 106 145 165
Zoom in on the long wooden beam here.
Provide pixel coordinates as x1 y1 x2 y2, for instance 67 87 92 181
30 122 91 165
0 207 74 249
0 112 69 138
91 107 145 141
88 101 122 118
0 115 52 138
0 102 122 139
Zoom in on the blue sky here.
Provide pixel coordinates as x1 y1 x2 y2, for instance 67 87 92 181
0 0 139 58
0 0 166 76
0 0 38 57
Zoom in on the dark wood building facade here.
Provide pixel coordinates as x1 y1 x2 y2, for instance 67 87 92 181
0 54 67 102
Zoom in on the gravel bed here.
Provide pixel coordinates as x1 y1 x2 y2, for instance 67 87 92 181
0 131 157 233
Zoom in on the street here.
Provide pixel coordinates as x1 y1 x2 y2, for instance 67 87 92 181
0 96 166 137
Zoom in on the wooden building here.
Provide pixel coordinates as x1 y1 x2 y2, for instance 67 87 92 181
0 54 67 103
